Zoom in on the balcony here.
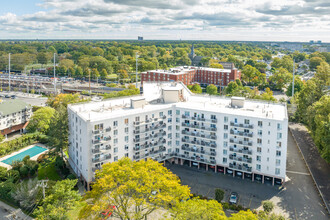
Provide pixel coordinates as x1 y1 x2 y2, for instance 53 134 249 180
181 130 217 140
181 138 217 148
229 163 252 172
100 145 111 152
182 115 217 123
92 148 100 154
92 167 100 172
133 155 140 160
92 130 100 134
92 158 100 163
230 129 253 137
105 127 111 132
92 139 100 144
229 154 252 163
229 147 252 155
230 122 253 129
229 139 252 146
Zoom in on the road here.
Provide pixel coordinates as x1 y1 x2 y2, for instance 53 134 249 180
0 91 47 106
166 130 328 219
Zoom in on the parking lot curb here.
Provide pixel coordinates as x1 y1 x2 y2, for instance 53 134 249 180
289 125 330 215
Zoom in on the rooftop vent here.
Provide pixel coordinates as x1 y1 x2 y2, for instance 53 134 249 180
231 97 245 108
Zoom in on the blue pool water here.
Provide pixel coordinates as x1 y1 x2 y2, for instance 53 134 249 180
1 146 47 165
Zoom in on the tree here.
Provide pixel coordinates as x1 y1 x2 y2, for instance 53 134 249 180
170 198 226 220
80 158 191 220
206 84 218 95
46 93 85 109
269 67 292 90
241 65 259 84
259 88 277 102
26 107 56 134
210 63 224 69
59 59 74 69
91 68 100 79
75 66 83 77
228 210 258 220
306 95 330 162
262 200 274 213
191 84 202 93
225 81 239 95
11 178 40 210
37 52 49 65
118 69 129 79
34 179 81 219
215 188 225 203
315 62 330 86
100 68 108 79
286 76 305 97
309 57 324 70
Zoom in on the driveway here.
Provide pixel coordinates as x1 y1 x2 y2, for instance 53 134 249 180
166 130 328 219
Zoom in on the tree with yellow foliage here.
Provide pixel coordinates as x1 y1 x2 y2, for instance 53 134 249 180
79 158 191 220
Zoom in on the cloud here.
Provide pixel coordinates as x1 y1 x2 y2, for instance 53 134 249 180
103 0 198 9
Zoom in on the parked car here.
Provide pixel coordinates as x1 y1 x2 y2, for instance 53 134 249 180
229 192 238 204
5 95 10 98
11 95 16 99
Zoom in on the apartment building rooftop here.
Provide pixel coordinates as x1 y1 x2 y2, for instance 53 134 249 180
69 82 287 122
0 99 31 116
142 66 232 75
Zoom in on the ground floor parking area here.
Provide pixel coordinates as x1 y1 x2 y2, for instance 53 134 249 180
166 131 329 220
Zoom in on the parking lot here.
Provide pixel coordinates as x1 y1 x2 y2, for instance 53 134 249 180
0 91 47 106
166 130 328 219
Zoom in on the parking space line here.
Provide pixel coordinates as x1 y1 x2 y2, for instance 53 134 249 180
286 170 310 175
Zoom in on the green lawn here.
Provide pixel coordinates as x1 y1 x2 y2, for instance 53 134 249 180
38 158 62 181
67 201 87 219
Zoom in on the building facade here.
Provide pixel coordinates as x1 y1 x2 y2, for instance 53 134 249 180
141 66 241 86
68 82 287 190
0 99 32 137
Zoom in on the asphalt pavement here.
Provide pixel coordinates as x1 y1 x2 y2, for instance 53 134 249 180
166 130 328 220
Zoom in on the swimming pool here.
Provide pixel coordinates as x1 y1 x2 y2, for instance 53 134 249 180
1 146 47 165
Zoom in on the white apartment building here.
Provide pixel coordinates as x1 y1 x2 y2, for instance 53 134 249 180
68 82 288 190
0 99 32 137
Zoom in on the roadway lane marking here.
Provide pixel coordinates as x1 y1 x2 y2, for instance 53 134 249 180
286 170 310 175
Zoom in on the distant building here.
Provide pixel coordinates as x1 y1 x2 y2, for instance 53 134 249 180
138 36 143 41
218 62 235 70
278 43 303 51
0 99 32 137
141 66 241 86
188 44 205 66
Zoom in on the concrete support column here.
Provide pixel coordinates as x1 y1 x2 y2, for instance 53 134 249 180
272 177 275 186
198 163 200 169
163 161 165 166
233 171 235 177
181 159 184 165
224 167 226 174
206 164 208 171
252 173 254 182
262 175 265 184
242 172 244 179
215 165 217 173
189 160 191 167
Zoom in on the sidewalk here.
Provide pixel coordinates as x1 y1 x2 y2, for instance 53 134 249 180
289 123 330 214
0 200 33 220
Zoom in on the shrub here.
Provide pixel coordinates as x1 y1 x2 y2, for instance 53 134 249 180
67 174 77 180
19 166 29 178
215 188 224 203
55 156 65 170
0 167 7 181
222 202 229 210
262 200 274 213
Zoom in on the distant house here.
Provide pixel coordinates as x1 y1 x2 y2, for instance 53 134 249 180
0 99 32 137
188 44 205 66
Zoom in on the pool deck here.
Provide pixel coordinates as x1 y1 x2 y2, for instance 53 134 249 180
0 143 48 169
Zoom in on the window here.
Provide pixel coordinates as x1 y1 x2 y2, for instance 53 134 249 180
176 148 180 153
125 153 129 157
159 112 163 117
256 164 261 170
277 133 282 139
258 121 263 127
268 122 271 126
114 147 118 153
114 138 118 144
223 141 228 147
223 158 227 163
168 118 172 123
114 156 118 162
275 168 280 175
244 119 250 124
176 118 180 123
176 110 180 115
176 141 180 146
113 121 118 127
224 125 228 130
125 127 129 133
176 125 180 130
114 130 118 135
168 133 172 138
211 115 216 119
125 145 129 150
176 133 180 138
276 150 281 156
277 141 282 148
256 155 261 162
276 159 281 166
168 110 172 115
257 147 262 153
223 149 227 155
224 116 228 123
168 125 172 131
124 118 129 124
184 111 190 116
135 116 140 122
125 136 129 142
277 123 282 130
168 141 172 146
258 130 262 136
223 133 228 139
257 138 262 144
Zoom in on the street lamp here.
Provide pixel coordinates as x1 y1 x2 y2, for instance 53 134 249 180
136 52 139 88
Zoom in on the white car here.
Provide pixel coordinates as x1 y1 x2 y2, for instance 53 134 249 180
229 192 238 204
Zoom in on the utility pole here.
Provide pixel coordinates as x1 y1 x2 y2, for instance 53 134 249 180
38 180 48 199
8 53 11 92
53 53 56 95
135 52 138 88
89 69 91 95
292 60 295 97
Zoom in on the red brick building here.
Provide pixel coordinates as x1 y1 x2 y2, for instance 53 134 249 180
141 66 241 86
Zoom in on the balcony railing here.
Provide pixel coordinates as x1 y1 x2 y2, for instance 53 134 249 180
181 123 217 132
181 130 217 140
229 163 252 172
181 138 217 148
229 139 253 146
92 158 100 163
229 147 252 155
229 154 252 163
182 115 217 123
230 129 253 137
230 122 254 129
92 148 100 154
176 154 216 165
181 145 215 156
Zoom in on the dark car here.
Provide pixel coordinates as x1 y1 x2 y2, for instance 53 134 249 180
11 95 16 99
5 95 10 98
229 192 238 204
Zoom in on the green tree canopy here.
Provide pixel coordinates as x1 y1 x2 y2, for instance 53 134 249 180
206 84 218 95
269 67 292 90
286 76 305 97
26 107 56 134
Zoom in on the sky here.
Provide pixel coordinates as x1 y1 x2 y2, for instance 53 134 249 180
0 0 329 42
